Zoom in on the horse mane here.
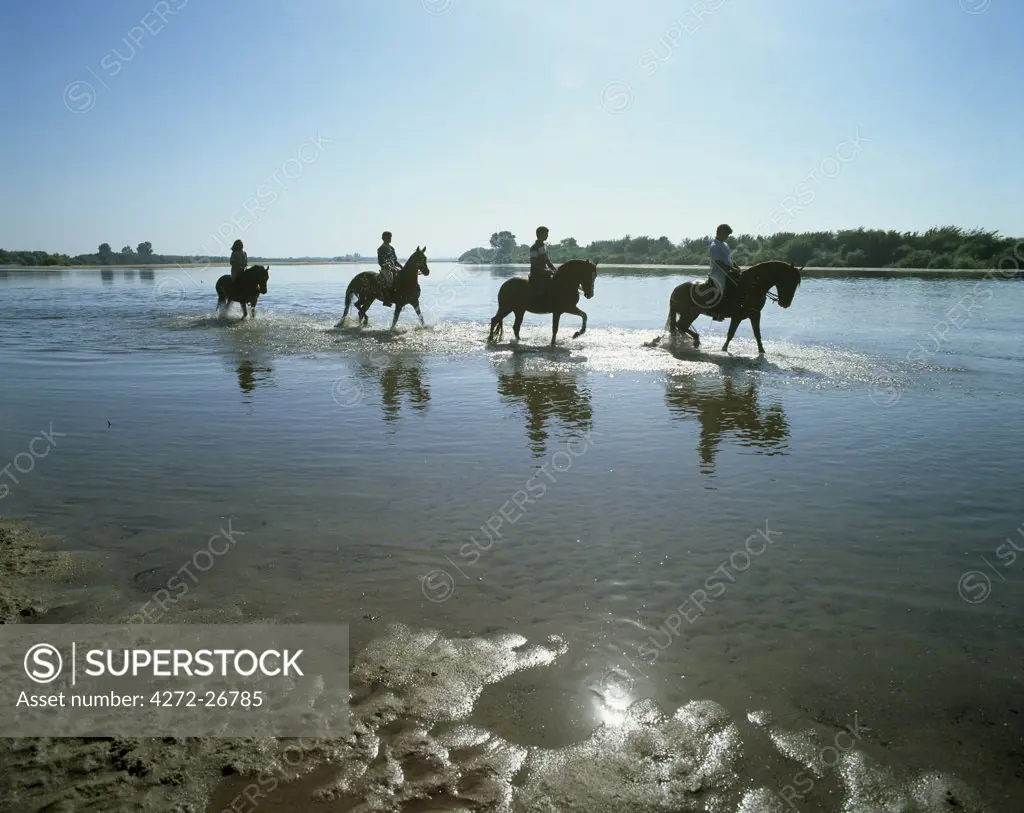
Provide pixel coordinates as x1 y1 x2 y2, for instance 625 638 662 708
555 258 598 276
742 260 801 286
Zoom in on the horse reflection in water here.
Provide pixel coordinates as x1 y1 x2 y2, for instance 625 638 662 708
495 356 593 458
665 375 789 475
352 354 430 426
236 360 275 397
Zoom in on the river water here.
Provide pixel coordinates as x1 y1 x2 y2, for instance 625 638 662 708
0 263 1021 812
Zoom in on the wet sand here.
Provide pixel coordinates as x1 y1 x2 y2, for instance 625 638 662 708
0 520 1005 813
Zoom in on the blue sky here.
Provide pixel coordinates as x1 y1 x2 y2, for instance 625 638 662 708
0 0 1020 258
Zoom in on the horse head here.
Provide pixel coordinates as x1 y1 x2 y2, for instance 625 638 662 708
409 246 430 276
252 264 270 294
582 258 598 299
778 262 802 307
556 258 599 299
776 262 801 308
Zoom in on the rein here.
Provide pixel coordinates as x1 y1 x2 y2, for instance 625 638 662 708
736 269 780 304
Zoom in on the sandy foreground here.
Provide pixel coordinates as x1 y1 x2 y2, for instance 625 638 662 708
0 520 997 813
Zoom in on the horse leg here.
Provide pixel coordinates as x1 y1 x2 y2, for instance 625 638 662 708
670 292 701 347
512 310 525 342
750 311 765 354
240 301 248 319
676 313 700 348
722 316 742 352
391 303 403 330
357 295 371 326
567 306 587 339
551 311 562 347
413 298 425 326
488 309 507 343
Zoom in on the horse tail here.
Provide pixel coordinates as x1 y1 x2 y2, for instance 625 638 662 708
339 280 355 324
666 290 678 334
488 283 506 342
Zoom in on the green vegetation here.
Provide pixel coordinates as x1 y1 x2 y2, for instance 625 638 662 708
458 227 1022 269
0 243 370 267
0 242 193 267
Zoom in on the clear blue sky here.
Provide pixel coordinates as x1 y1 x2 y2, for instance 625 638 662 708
1 0 1020 258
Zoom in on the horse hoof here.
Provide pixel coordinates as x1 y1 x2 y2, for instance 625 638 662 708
572 331 582 339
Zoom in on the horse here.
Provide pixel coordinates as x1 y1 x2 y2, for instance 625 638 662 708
336 246 431 329
662 260 802 354
215 265 270 318
487 259 599 347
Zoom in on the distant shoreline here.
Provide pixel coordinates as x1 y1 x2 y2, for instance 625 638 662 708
0 262 1018 278
0 260 379 270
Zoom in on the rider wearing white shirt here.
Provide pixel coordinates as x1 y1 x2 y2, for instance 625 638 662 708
706 223 741 308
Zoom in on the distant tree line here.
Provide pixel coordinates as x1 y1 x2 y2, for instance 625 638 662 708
0 243 370 267
0 242 188 267
458 227 1022 269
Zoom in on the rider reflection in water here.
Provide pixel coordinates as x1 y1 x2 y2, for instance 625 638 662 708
529 226 557 299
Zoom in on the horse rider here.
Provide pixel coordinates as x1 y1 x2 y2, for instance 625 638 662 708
230 239 247 282
706 223 742 315
377 231 402 307
529 226 557 300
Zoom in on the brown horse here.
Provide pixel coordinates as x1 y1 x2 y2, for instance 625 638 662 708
487 259 599 347
662 260 802 354
337 246 431 328
215 265 270 318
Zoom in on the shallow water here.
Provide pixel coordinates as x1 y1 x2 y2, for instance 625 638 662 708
1 263 1022 811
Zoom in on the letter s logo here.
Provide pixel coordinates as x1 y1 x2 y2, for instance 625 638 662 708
24 644 63 684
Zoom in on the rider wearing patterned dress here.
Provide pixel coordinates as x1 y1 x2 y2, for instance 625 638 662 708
377 231 402 307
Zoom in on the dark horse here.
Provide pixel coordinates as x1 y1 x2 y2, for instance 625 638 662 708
663 260 802 354
215 265 270 318
487 259 599 347
336 246 431 329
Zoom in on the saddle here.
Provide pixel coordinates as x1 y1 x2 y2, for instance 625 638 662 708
693 280 729 321
379 271 397 303
528 278 553 310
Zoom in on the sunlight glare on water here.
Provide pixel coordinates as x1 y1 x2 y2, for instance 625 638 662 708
0 263 1021 812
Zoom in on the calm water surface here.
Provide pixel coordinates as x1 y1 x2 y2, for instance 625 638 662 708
1 263 1022 812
